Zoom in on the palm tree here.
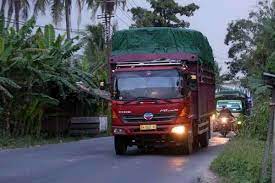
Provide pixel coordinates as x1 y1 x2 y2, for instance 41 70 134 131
64 0 72 39
34 0 125 39
0 0 30 31
0 0 7 16
34 0 102 39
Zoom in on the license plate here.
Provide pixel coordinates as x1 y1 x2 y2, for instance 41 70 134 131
140 124 157 131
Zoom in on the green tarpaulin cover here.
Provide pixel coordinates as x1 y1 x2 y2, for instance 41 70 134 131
112 27 214 67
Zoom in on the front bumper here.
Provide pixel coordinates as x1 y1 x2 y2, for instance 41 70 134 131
112 124 190 136
112 124 190 146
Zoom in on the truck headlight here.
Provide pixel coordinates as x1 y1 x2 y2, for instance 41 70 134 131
171 125 185 135
211 114 216 120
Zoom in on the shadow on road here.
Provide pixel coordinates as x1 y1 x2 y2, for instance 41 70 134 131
121 135 230 157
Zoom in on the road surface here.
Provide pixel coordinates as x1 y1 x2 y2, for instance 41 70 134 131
0 135 228 183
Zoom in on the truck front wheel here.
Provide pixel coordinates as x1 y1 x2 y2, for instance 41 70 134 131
114 136 127 155
183 133 194 155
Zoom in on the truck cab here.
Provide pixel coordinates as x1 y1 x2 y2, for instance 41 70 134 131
109 27 215 155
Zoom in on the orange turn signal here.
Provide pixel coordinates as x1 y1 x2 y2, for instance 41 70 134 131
179 108 187 117
112 111 118 119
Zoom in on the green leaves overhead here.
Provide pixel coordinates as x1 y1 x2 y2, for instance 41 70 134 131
44 24 56 47
225 0 275 76
224 1 274 141
130 0 199 28
0 76 20 98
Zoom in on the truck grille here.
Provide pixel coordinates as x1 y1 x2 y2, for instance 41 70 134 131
123 113 177 123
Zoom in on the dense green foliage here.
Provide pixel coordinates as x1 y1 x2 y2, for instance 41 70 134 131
0 0 114 141
80 23 109 115
225 0 275 77
0 17 96 137
211 138 265 183
212 1 274 182
224 0 274 139
130 0 199 28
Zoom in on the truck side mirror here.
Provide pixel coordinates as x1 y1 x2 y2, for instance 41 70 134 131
187 74 197 90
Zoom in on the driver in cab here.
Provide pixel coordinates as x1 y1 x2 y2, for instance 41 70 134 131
219 105 234 119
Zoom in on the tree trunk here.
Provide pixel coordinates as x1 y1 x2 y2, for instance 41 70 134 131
0 0 7 16
3 98 11 135
65 0 72 39
14 0 20 32
6 1 14 27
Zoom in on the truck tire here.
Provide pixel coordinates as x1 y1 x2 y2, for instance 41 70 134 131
114 136 127 155
199 132 209 148
221 131 228 137
183 134 193 155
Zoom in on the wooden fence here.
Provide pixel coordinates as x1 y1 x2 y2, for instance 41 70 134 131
69 117 108 136
261 73 275 182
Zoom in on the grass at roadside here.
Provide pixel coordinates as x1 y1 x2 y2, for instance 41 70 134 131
0 132 110 150
210 137 266 183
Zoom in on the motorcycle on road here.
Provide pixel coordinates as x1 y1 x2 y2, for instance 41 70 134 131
213 114 236 137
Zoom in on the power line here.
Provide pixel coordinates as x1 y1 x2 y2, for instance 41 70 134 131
125 0 134 9
117 6 131 20
1 17 86 34
132 0 139 7
125 1 130 9
129 0 138 8
115 14 131 27
117 5 133 23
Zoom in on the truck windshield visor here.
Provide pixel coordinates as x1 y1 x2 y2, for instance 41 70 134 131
113 69 184 100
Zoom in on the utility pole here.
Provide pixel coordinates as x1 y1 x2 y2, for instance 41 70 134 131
97 0 126 82
97 0 126 135
97 0 126 51
97 0 116 50
97 0 115 85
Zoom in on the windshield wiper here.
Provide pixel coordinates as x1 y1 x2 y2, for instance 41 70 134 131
124 97 172 104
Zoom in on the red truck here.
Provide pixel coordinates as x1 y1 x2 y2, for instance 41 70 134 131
109 27 215 155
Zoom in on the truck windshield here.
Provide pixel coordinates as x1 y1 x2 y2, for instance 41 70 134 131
113 70 184 100
216 100 243 112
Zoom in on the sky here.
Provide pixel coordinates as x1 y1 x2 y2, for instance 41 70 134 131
36 0 260 73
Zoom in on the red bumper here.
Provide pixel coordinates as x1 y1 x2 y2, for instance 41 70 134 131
112 124 190 146
112 124 189 136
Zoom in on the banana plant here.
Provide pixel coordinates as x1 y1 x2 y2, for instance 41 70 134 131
0 17 97 136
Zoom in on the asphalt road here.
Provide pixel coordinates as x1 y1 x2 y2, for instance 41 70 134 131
0 135 228 183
